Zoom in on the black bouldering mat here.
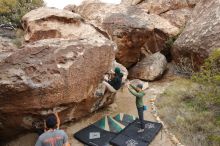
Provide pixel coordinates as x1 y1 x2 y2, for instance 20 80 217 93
110 133 149 146
110 119 162 146
74 124 116 146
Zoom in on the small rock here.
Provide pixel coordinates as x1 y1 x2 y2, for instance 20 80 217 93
171 135 180 144
150 98 156 102
129 52 167 81
156 116 161 122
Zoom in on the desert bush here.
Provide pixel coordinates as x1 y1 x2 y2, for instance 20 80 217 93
0 0 44 27
192 49 220 85
173 57 195 77
157 78 220 146
157 49 220 145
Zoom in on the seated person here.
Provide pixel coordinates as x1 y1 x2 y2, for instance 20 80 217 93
35 112 70 146
96 67 123 96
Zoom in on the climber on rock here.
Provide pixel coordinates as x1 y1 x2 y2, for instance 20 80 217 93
96 67 123 96
35 112 70 146
127 82 146 133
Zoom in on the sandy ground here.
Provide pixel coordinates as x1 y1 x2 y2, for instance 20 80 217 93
4 78 175 146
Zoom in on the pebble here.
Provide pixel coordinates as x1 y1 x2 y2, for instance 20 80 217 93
171 135 180 145
150 98 156 102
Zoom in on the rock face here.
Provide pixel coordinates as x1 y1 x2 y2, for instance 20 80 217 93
136 0 202 32
0 37 115 141
0 28 19 64
129 52 167 81
72 3 179 67
172 0 220 69
22 7 106 42
0 8 118 141
137 0 196 30
160 8 192 28
120 0 144 5
0 37 17 63
138 0 191 14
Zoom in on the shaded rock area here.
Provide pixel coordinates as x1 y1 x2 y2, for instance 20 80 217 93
129 52 167 81
0 37 18 63
69 3 179 67
103 13 153 68
172 0 220 69
0 28 18 63
22 7 107 42
0 37 115 141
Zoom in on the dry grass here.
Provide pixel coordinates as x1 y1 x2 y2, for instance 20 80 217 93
156 78 220 146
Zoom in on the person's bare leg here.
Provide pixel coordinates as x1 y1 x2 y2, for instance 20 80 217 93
102 81 116 93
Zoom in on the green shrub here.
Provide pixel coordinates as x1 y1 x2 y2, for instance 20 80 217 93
157 49 220 145
157 78 220 146
0 0 44 27
192 49 220 85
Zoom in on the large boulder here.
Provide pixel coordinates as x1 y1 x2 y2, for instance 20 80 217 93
160 8 192 28
72 3 179 67
137 0 189 14
137 0 198 31
129 52 167 81
120 0 144 5
22 7 106 42
0 37 115 141
187 0 200 8
172 0 220 69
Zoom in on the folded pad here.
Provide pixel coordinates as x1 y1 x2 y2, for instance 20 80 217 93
113 113 136 126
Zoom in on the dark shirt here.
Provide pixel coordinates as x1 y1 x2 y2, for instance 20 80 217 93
108 73 123 90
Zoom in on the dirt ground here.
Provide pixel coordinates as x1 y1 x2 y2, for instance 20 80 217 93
4 79 176 146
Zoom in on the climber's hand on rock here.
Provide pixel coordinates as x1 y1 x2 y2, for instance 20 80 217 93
104 74 109 81
54 112 60 129
125 81 130 87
